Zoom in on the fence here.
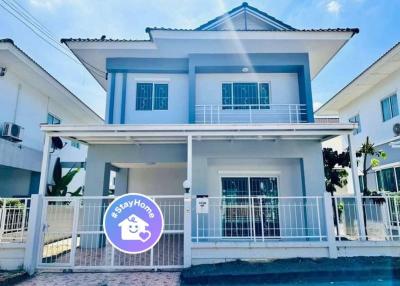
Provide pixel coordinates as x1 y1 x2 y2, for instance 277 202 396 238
192 196 326 242
332 195 400 241
195 104 307 124
37 195 184 270
0 198 30 243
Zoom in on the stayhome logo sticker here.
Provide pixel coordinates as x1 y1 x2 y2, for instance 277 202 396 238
103 193 164 254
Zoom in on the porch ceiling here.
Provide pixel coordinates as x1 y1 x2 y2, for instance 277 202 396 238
41 123 356 144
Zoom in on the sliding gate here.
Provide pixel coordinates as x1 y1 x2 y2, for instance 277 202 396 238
37 196 184 270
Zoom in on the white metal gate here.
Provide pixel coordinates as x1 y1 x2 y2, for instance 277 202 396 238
37 196 184 270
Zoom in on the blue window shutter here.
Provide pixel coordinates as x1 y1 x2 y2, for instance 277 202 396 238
154 84 168 110
136 83 153 110
390 94 399 117
381 97 391 121
259 83 270 109
222 83 232 109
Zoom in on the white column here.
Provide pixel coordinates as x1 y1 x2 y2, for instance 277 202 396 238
24 194 43 274
323 192 338 258
183 135 192 268
38 134 51 195
347 134 367 240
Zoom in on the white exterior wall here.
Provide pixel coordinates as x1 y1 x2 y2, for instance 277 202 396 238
338 69 400 150
0 66 92 196
113 73 189 124
196 73 300 106
128 165 186 196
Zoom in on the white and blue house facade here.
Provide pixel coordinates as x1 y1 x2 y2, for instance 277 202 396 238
34 3 397 270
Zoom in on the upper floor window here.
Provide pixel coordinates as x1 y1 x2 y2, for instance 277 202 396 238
376 166 400 193
381 94 399 122
47 113 61 125
348 114 361 135
136 83 168 111
71 141 80 149
222 82 270 110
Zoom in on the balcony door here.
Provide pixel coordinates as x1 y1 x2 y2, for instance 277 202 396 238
221 176 280 238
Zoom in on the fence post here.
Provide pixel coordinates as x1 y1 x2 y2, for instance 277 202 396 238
0 198 6 242
184 135 192 268
323 193 338 258
24 194 44 275
184 193 192 268
347 134 366 240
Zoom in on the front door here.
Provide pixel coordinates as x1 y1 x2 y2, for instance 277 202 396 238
221 176 280 238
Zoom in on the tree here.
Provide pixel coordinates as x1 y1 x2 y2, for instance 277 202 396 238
46 157 83 197
322 148 351 235
356 136 387 195
356 136 387 239
323 148 351 195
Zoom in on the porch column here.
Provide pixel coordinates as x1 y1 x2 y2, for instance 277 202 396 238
183 135 192 267
347 134 367 240
38 134 51 195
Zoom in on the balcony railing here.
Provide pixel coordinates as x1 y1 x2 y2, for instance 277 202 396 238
195 104 307 124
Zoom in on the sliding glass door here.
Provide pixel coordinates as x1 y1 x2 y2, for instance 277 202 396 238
221 176 279 238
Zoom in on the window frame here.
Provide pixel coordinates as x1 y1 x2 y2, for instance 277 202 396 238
380 93 399 122
219 173 281 238
221 81 271 110
47 113 61 125
135 82 169 111
348 114 361 135
375 165 400 193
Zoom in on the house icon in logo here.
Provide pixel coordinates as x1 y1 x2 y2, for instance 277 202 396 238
118 214 151 242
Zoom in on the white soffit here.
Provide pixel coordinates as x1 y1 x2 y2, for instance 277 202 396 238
316 42 400 116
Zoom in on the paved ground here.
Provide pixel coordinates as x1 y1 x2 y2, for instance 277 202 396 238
16 271 180 286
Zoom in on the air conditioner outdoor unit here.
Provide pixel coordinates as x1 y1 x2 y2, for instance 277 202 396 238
2 122 23 142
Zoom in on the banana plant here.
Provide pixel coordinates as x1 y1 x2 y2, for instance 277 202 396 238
46 157 83 196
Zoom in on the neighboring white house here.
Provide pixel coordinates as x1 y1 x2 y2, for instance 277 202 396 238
0 38 103 197
316 42 400 194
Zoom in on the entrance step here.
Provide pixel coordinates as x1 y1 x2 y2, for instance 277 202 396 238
180 257 400 285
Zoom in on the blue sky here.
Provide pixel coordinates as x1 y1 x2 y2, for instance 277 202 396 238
1 0 399 118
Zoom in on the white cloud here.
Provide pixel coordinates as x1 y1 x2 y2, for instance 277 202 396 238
326 1 342 14
29 0 62 10
29 0 82 11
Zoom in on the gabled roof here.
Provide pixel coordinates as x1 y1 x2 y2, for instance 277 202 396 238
0 38 103 122
195 2 295 31
315 41 400 116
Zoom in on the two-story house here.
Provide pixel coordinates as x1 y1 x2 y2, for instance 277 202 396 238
35 3 365 270
316 42 400 194
0 39 103 197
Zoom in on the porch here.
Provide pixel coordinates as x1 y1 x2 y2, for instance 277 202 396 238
8 123 398 273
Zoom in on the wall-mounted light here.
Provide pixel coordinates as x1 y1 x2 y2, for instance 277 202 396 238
242 67 249 73
183 179 191 193
0 67 6 77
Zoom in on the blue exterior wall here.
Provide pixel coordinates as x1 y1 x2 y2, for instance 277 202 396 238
105 53 314 124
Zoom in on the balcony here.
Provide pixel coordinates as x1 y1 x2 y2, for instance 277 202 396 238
195 104 307 124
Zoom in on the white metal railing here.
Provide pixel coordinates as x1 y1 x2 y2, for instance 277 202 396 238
192 196 325 242
0 198 30 243
195 104 307 124
332 194 400 241
37 195 184 270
